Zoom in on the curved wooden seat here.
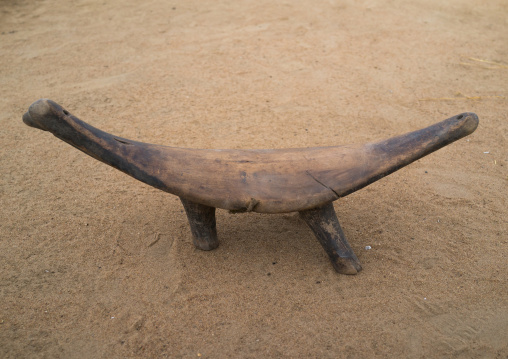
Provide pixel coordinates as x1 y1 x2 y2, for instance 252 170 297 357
23 99 479 274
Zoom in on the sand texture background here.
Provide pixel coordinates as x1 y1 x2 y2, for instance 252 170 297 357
1 0 507 358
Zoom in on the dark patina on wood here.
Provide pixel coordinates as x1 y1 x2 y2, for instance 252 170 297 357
23 99 479 274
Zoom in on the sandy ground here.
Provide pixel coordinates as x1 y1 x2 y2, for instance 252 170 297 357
1 0 507 358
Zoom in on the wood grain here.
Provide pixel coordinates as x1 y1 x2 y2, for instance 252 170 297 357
22 99 479 213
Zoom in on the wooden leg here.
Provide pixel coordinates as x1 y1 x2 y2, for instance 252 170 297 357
180 198 219 251
299 202 362 275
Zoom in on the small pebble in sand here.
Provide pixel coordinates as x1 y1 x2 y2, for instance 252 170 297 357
365 246 372 250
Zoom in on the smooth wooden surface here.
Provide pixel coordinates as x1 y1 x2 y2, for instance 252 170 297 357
180 197 219 251
299 203 362 274
23 99 479 213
